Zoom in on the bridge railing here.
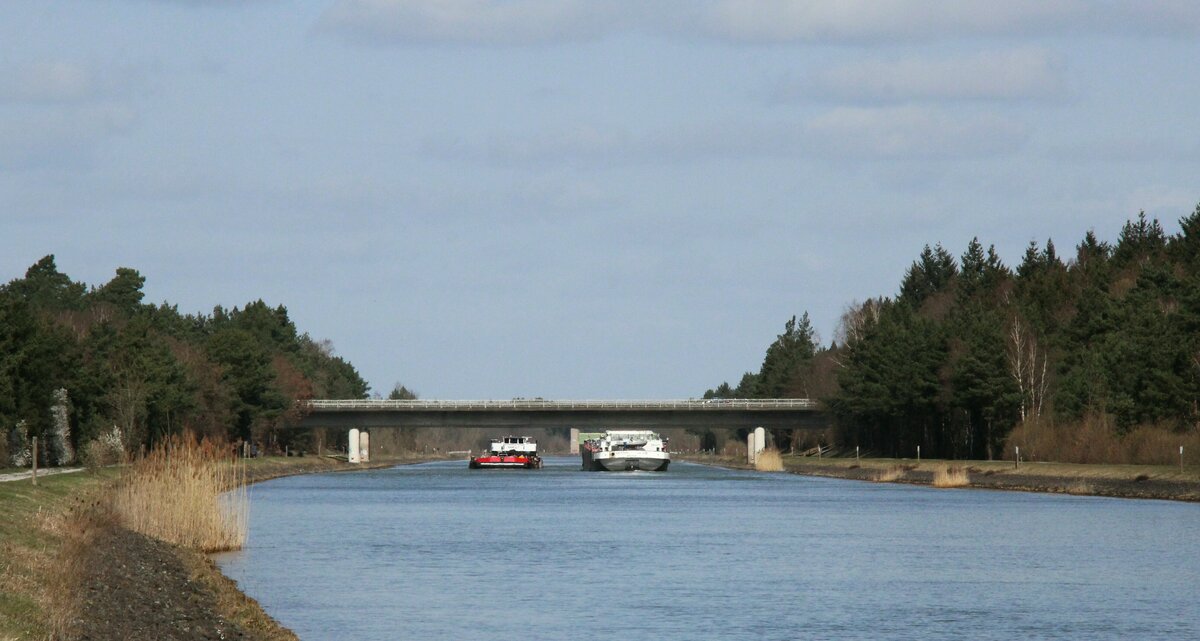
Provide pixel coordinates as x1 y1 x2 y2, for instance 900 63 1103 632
304 399 819 411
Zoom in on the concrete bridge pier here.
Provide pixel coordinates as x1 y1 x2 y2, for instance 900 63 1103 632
747 426 765 464
570 428 580 455
347 428 370 463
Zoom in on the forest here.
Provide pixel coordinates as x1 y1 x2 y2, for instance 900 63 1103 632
706 206 1200 464
1 256 369 466
8 206 1200 468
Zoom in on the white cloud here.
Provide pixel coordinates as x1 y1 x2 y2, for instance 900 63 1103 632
1096 1 1200 36
421 108 1027 167
318 0 623 45
0 105 137 170
0 61 97 104
678 0 1084 43
316 1 1200 47
1048 138 1200 164
421 122 806 167
1122 186 1200 220
804 106 1029 159
786 48 1066 103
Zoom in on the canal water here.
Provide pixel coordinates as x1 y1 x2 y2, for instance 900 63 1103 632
215 458 1199 640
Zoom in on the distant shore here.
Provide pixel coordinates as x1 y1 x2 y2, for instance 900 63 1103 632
683 453 1200 502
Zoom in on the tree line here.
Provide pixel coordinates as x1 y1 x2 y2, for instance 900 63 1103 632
706 206 1200 462
2 256 369 465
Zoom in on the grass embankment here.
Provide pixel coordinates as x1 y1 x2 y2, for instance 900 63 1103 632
0 469 117 641
684 452 1200 501
0 451 411 640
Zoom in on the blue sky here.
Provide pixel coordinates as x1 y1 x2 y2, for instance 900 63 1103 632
3 1 1199 399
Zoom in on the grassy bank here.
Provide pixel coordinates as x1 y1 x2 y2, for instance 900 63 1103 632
0 469 117 640
0 454 419 640
684 453 1200 501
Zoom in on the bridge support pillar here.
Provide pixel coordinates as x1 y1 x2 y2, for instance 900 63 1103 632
570 428 580 455
748 427 765 464
348 428 360 463
359 430 370 463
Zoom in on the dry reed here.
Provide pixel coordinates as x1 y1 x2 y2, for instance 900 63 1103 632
932 466 970 488
1066 481 1093 495
112 436 248 553
47 493 118 638
754 448 784 472
872 466 905 483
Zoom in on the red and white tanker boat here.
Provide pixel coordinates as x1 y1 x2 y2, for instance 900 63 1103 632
468 435 543 469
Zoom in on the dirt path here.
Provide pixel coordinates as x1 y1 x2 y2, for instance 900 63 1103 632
0 467 84 483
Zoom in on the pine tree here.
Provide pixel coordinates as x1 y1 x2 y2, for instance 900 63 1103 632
755 313 817 398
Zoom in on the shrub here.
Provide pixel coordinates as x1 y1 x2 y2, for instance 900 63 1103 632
872 466 905 482
1005 414 1200 465
80 426 126 471
754 448 784 472
932 466 969 488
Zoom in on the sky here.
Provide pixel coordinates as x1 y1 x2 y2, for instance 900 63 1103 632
3 1 1200 400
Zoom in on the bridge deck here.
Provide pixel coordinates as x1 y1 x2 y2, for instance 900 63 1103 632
299 399 825 431
305 399 818 411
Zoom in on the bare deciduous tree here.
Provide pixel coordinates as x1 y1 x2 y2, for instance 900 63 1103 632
1007 316 1049 422
832 298 883 368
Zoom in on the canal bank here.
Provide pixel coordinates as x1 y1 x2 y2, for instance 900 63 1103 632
683 452 1200 502
0 455 440 641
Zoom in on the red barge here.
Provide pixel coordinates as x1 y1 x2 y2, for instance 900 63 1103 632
468 435 542 469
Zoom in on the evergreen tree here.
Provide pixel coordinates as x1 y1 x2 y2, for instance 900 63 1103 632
899 244 958 309
388 384 418 400
91 267 146 315
755 313 817 398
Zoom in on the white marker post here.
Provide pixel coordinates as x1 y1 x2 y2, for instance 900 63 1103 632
1015 446 1020 470
856 445 860 464
916 445 920 463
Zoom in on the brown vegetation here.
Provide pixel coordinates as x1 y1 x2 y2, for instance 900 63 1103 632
1006 414 1200 465
754 448 784 472
932 466 970 488
871 466 905 483
112 436 248 553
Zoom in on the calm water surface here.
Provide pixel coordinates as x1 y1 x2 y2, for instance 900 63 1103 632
216 458 1199 640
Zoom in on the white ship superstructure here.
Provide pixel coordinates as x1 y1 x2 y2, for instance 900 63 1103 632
580 430 670 472
468 435 542 469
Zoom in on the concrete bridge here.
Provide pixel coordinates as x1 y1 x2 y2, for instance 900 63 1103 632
298 398 827 460
299 398 825 431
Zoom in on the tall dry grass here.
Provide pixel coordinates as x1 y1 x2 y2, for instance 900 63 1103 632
871 466 905 483
932 466 970 488
754 448 784 472
1006 414 1200 465
112 436 248 552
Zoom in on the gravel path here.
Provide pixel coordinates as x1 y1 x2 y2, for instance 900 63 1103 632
0 466 84 483
66 526 253 641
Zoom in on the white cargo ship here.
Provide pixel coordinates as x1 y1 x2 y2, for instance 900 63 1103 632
580 430 670 471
